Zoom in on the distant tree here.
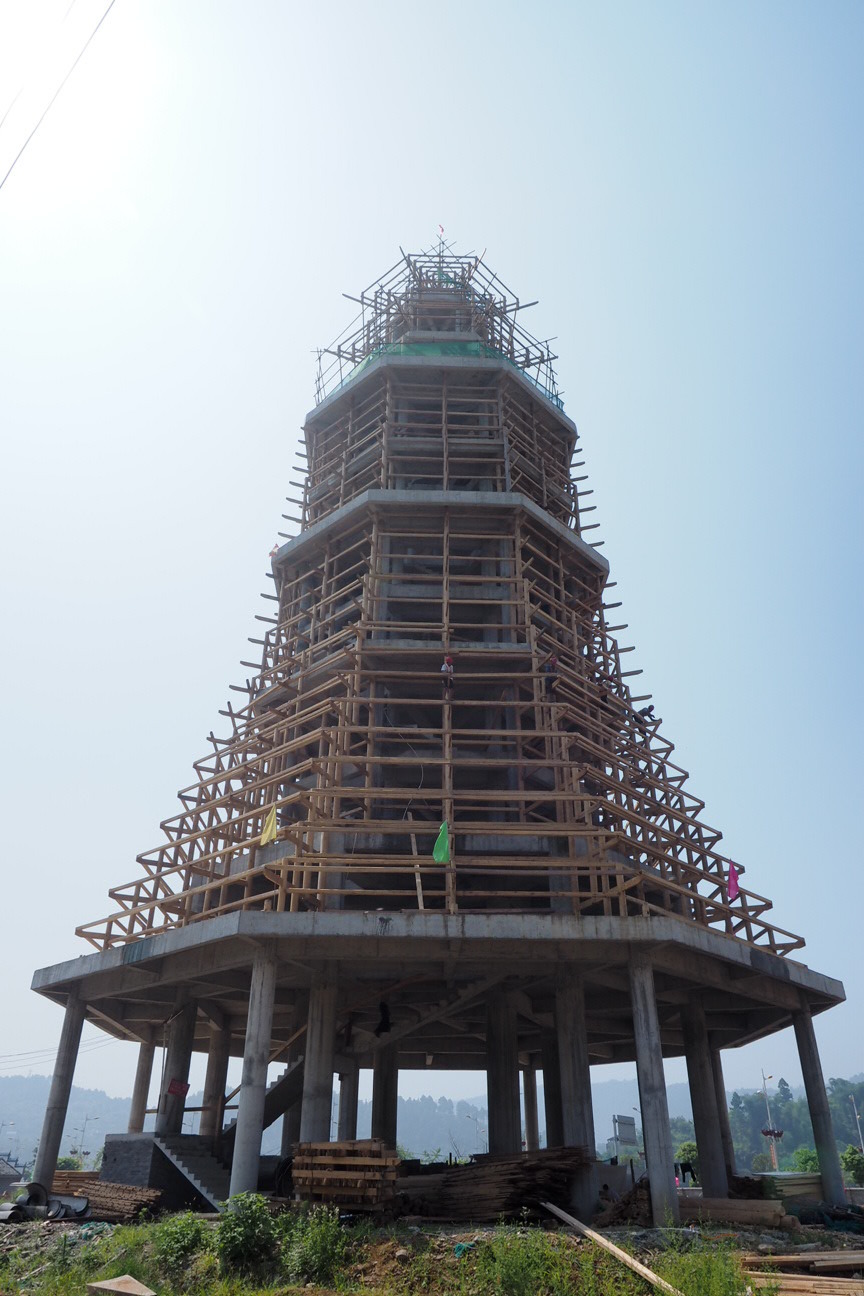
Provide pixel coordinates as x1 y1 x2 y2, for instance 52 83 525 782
669 1116 695 1145
675 1140 699 1181
792 1147 819 1172
751 1152 772 1172
56 1155 83 1171
840 1145 864 1186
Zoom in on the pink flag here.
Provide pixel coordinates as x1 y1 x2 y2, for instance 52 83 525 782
727 861 740 901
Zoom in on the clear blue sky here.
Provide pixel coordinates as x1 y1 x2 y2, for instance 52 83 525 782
0 1 861 1110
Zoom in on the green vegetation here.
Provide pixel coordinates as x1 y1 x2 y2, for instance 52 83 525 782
0 1202 772 1296
840 1143 864 1185
728 1075 864 1171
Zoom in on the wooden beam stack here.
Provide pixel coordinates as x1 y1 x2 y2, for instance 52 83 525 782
435 1146 592 1221
291 1139 399 1212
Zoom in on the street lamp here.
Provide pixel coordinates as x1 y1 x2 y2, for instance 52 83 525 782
75 1115 100 1168
759 1071 778 1171
850 1095 864 1155
464 1113 488 1154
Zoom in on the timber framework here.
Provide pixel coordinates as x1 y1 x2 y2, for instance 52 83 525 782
31 245 846 1223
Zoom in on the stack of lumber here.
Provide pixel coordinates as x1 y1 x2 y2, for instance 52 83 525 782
83 1181 162 1222
678 1195 788 1227
759 1173 825 1202
744 1251 864 1292
746 1274 864 1294
51 1171 101 1196
436 1146 592 1221
53 1180 162 1222
292 1139 399 1211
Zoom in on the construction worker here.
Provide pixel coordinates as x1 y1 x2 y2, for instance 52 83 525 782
441 655 454 695
543 652 559 697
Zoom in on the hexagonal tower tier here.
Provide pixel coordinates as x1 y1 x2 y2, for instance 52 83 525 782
32 248 845 1220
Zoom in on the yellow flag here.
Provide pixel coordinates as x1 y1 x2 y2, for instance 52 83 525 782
260 805 278 846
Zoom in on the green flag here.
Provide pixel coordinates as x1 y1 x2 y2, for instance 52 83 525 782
432 821 450 864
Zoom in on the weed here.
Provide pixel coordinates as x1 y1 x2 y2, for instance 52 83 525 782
152 1211 211 1279
215 1192 278 1273
281 1203 346 1285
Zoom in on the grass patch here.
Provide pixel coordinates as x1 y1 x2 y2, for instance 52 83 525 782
0 1201 782 1296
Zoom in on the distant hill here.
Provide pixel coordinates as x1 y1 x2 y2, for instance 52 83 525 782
0 1071 841 1167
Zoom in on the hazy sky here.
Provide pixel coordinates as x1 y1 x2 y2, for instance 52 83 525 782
1 1 861 1117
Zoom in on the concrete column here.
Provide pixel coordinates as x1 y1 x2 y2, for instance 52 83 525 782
33 990 86 1187
556 973 597 1219
299 984 337 1142
793 1007 846 1205
229 952 278 1197
681 1002 728 1198
127 1033 155 1134
155 998 197 1136
338 1064 360 1142
486 989 521 1154
371 1045 398 1147
630 955 679 1224
199 1022 232 1142
280 990 309 1157
710 1045 737 1177
281 1101 302 1156
523 1064 540 1152
541 1027 564 1148
556 975 595 1151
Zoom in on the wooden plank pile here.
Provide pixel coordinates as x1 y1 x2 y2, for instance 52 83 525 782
51 1171 101 1196
49 1177 162 1222
435 1146 592 1221
678 1195 789 1228
292 1139 399 1211
744 1251 864 1293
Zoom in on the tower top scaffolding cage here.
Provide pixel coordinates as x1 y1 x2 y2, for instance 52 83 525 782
315 243 562 408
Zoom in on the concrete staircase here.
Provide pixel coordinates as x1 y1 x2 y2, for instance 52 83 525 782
155 1134 231 1211
220 1055 305 1153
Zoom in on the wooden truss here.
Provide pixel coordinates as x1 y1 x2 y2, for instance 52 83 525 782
77 252 803 959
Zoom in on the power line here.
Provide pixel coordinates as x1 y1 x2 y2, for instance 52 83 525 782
0 0 119 198
0 0 81 134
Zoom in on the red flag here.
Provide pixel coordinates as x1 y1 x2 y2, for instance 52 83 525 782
727 861 740 901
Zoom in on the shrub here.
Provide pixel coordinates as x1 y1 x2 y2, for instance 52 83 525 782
282 1204 346 1285
215 1192 277 1272
841 1144 864 1186
151 1212 209 1278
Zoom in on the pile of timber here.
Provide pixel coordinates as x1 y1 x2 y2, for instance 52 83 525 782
746 1272 864 1294
744 1249 864 1291
292 1140 399 1211
51 1171 101 1197
728 1172 767 1199
678 1195 790 1228
435 1146 592 1221
51 1175 162 1223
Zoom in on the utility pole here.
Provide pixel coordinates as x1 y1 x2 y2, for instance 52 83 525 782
760 1071 778 1171
851 1094 864 1154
